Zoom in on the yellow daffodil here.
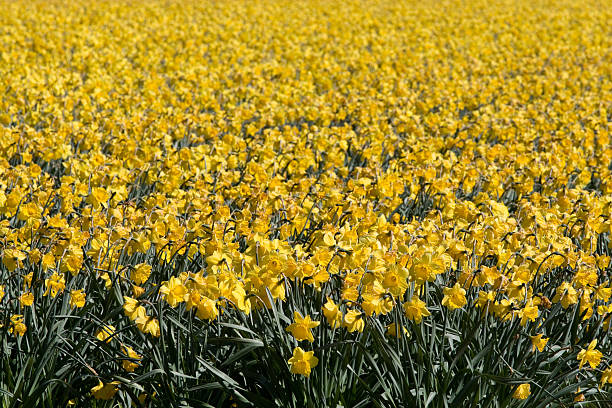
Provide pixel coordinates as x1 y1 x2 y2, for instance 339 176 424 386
577 339 602 369
512 383 530 400
121 346 142 372
286 311 320 342
91 380 120 400
70 290 86 308
95 324 116 343
322 297 342 328
530 334 549 352
343 309 365 333
159 276 188 308
287 347 318 377
442 283 467 310
403 296 431 323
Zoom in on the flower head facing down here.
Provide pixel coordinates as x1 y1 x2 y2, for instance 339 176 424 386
519 302 539 326
121 346 142 372
135 315 160 337
123 296 146 321
385 323 409 338
553 282 578 309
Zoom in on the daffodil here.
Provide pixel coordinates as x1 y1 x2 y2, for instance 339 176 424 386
123 296 146 321
159 276 188 307
403 296 430 323
91 380 119 400
512 383 530 399
287 347 318 377
9 315 26 336
442 283 467 310
322 297 342 328
530 334 549 352
70 290 86 308
19 292 34 307
87 187 109 210
343 309 365 333
601 367 612 388
95 325 116 343
577 339 602 369
286 311 320 342
131 263 152 285
553 282 578 309
121 346 141 372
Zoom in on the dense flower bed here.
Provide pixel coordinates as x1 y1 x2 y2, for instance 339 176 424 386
0 0 610 406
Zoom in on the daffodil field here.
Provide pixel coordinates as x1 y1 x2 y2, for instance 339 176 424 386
0 0 611 406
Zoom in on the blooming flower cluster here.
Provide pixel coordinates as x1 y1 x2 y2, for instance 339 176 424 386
0 0 610 405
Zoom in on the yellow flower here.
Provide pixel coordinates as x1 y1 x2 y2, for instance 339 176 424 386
100 273 112 290
342 309 365 333
519 302 539 326
403 296 430 323
577 339 602 369
131 263 152 285
322 297 342 328
135 315 160 337
44 272 66 298
2 248 26 272
530 334 549 352
476 290 495 309
121 346 141 372
91 380 119 400
41 253 55 270
61 248 83 276
512 383 530 399
23 271 33 288
287 347 318 377
123 296 146 321
95 324 116 343
322 231 336 246
70 290 86 308
286 311 320 342
601 367 612 388
159 276 187 307
132 285 145 298
87 187 109 210
552 282 578 309
9 315 27 336
385 323 409 338
196 296 219 321
442 283 467 310
19 292 34 307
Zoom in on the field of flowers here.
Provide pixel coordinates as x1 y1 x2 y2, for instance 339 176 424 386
0 0 611 406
